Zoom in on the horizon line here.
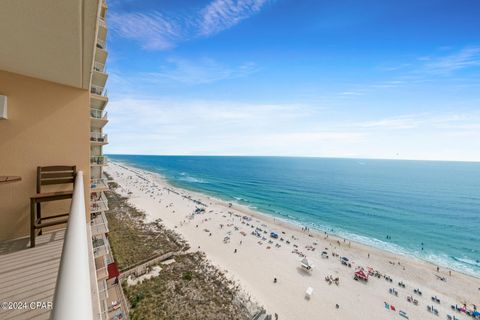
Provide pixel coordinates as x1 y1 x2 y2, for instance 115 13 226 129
105 153 480 164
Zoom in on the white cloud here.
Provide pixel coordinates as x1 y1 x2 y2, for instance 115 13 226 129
109 12 185 50
199 0 271 36
105 97 363 156
339 47 480 98
422 47 480 74
109 0 273 50
145 58 259 84
357 112 480 130
104 96 480 161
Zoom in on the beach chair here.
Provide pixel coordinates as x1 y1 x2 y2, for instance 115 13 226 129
30 166 76 247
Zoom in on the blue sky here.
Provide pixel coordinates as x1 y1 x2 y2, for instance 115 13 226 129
105 0 480 161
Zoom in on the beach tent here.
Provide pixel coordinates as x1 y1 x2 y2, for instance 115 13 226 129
300 257 314 271
354 268 368 281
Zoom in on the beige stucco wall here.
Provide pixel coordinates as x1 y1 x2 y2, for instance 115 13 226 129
0 70 91 241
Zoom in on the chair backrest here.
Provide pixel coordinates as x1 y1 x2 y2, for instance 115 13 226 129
37 166 77 194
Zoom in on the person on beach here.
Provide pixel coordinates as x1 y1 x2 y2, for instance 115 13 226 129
274 277 277 283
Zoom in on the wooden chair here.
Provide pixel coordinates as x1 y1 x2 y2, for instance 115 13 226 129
30 166 76 247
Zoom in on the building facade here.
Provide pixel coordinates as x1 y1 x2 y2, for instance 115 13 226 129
0 1 123 319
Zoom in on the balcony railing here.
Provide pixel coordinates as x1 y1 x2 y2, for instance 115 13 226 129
90 132 108 144
98 278 108 301
91 156 107 166
90 108 108 120
91 212 109 236
91 192 108 213
94 61 105 73
91 84 105 96
98 17 106 29
95 255 108 280
51 171 94 319
92 232 110 257
97 39 106 50
91 178 108 191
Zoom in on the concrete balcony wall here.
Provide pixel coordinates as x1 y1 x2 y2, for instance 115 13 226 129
0 70 91 241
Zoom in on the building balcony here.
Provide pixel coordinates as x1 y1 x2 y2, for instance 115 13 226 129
91 191 108 213
92 71 108 91
94 45 108 66
90 132 108 145
91 155 107 166
92 232 110 258
90 93 108 110
91 108 107 120
94 61 106 73
91 212 109 237
90 109 108 128
106 278 128 320
0 172 102 319
91 177 109 192
96 38 106 50
97 25 107 50
98 16 107 30
91 84 106 96
95 255 108 280
98 278 108 302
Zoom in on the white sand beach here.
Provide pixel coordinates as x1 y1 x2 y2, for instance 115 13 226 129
106 162 480 320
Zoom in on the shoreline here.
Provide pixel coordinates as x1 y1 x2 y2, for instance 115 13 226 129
107 161 480 319
113 161 479 280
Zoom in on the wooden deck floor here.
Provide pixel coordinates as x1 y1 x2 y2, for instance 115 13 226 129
0 230 65 320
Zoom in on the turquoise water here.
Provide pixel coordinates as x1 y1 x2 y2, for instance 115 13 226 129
108 155 480 277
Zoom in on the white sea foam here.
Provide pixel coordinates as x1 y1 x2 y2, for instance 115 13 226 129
177 175 207 183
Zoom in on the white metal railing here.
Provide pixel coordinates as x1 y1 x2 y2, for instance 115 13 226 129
90 108 107 120
90 132 108 143
95 255 108 279
90 178 108 190
97 39 106 50
98 17 106 28
90 84 104 96
97 279 108 301
94 61 105 73
91 212 109 236
93 241 109 258
90 192 108 213
90 156 107 166
92 232 110 257
51 171 94 320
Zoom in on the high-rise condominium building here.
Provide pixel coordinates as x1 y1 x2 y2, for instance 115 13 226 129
0 1 125 319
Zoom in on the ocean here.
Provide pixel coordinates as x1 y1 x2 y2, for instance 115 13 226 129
108 155 480 277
